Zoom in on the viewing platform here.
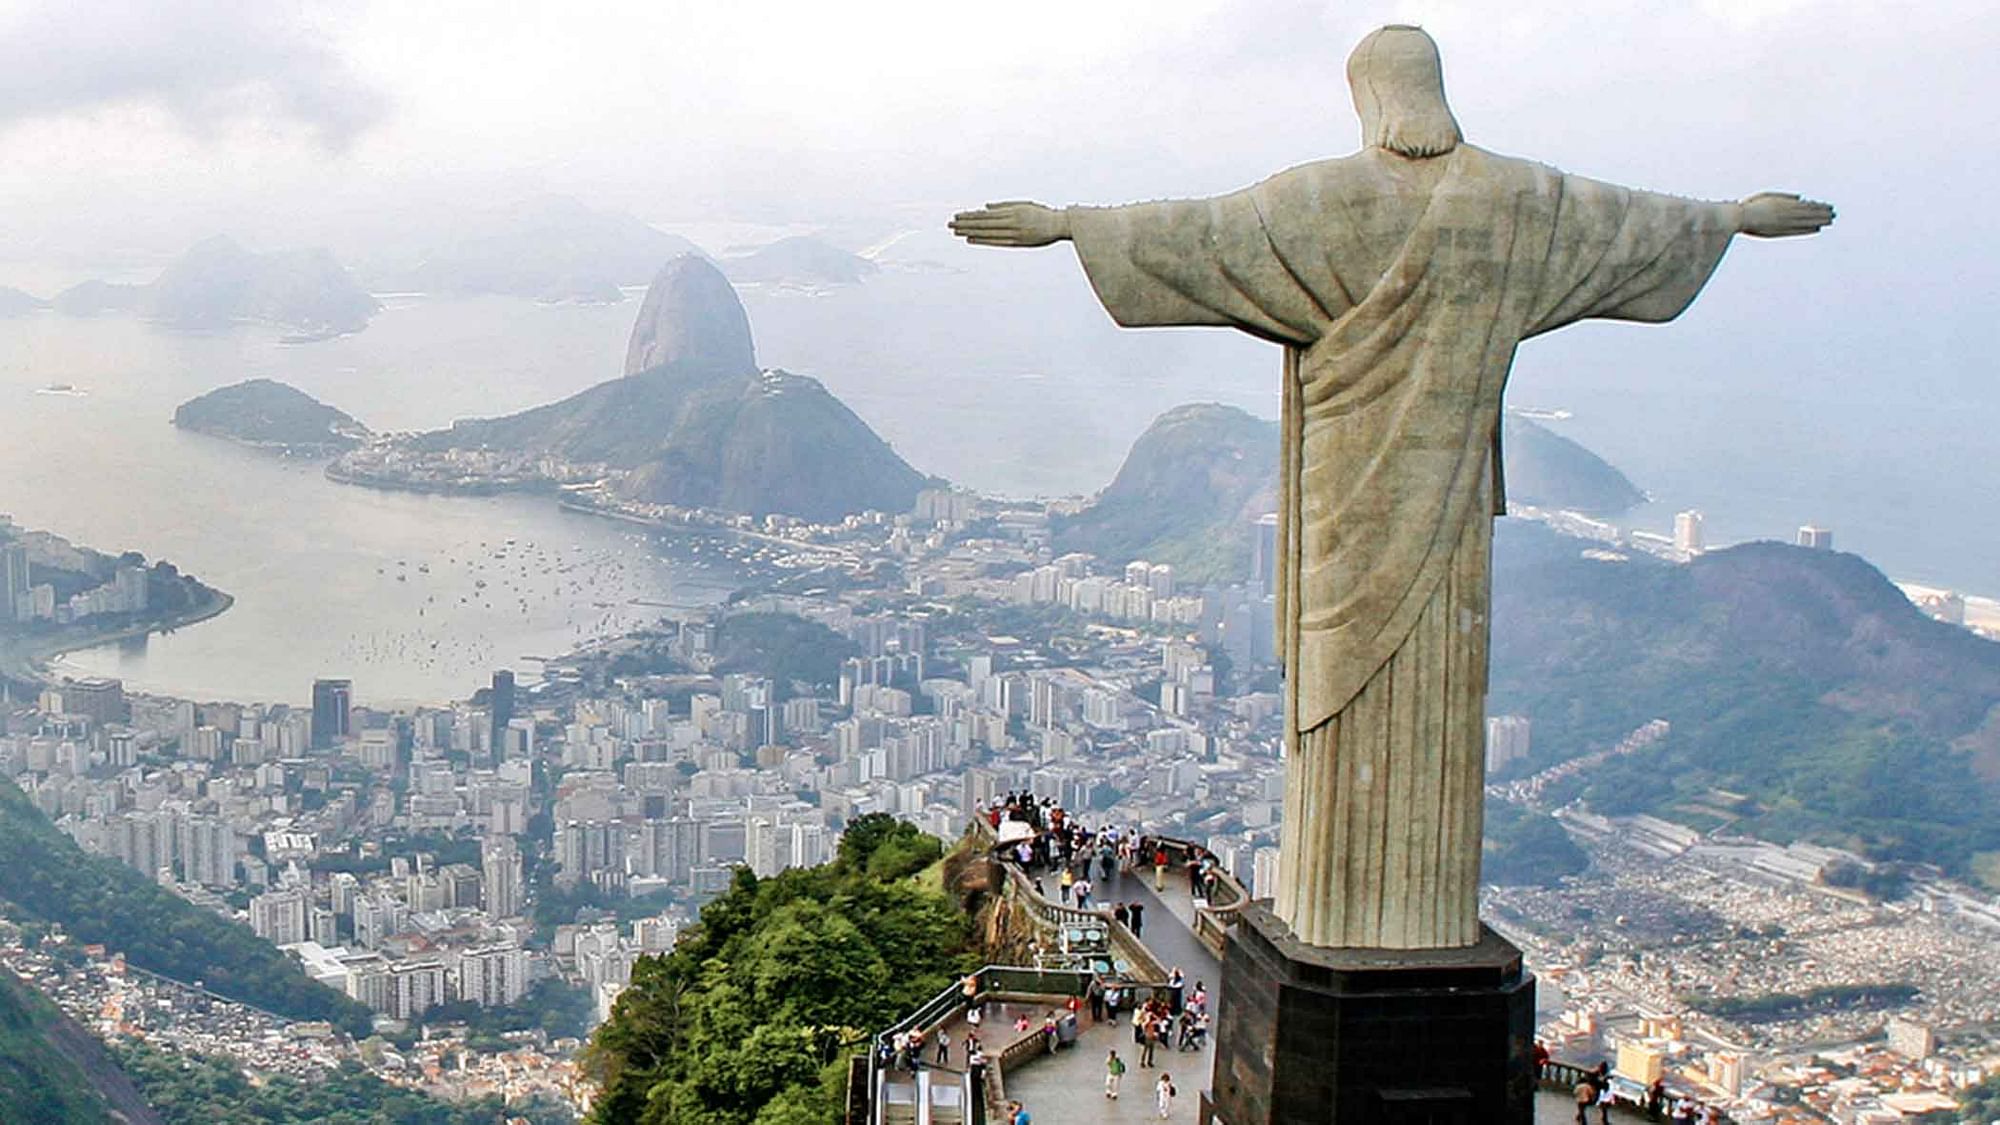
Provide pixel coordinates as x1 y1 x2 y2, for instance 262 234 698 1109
854 823 1668 1124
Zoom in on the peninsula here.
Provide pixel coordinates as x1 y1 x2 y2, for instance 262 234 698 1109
328 254 933 522
0 518 230 689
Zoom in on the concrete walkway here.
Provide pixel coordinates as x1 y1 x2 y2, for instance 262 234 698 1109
1097 863 1223 994
1002 1007 1214 1124
1017 865 1592 1123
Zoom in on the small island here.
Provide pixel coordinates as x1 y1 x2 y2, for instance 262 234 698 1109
173 379 373 456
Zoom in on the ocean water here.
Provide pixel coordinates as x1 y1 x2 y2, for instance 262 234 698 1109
0 300 737 708
0 234 1988 707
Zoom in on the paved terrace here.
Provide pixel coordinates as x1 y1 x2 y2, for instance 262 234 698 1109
992 860 1635 1125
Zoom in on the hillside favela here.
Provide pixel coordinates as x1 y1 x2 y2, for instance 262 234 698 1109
0 4 1996 1125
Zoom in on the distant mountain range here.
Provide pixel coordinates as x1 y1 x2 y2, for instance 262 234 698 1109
0 286 45 317
17 236 378 335
398 254 930 522
366 195 701 303
720 235 878 286
1054 403 1642 585
172 379 372 454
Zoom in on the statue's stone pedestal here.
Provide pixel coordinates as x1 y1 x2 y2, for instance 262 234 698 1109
1200 905 1535 1125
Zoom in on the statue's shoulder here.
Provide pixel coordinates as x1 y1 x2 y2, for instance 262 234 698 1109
1451 145 1567 198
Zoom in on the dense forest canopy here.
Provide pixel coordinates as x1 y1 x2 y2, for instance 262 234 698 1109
584 815 967 1125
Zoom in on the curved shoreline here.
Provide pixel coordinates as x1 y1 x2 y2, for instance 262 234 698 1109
0 587 234 686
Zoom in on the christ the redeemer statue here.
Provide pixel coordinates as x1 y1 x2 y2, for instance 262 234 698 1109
952 25 1831 950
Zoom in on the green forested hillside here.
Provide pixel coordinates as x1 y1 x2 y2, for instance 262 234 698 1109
1488 520 2000 881
1052 402 1277 585
0 781 373 1033
584 815 969 1125
0 968 161 1124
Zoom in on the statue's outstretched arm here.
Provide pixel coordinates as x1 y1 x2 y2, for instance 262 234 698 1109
950 201 1072 248
1736 192 1835 238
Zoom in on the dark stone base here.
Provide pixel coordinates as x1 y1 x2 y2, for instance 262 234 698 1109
1200 905 1535 1125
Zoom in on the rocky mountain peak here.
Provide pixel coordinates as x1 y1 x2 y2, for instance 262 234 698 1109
624 254 756 376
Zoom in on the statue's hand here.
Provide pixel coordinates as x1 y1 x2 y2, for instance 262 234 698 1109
1739 192 1835 238
949 201 1071 247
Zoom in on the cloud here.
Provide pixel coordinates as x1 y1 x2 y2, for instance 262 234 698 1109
0 0 385 147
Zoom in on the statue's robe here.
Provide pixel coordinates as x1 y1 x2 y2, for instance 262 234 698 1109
1069 144 1737 948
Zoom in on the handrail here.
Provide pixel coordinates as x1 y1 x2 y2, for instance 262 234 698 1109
862 963 1096 1125
1537 1059 1733 1123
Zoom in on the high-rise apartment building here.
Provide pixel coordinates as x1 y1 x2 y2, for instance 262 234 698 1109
1673 510 1705 556
1485 715 1533 774
481 835 524 919
490 669 516 744
311 678 352 749
250 886 311 946
1251 513 1280 594
456 943 529 1007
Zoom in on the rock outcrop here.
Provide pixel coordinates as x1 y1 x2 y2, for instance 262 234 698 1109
624 254 757 376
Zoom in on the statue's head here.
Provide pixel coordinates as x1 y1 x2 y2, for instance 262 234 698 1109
1348 25 1461 159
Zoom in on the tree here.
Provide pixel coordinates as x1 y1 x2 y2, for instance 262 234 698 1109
583 828 969 1125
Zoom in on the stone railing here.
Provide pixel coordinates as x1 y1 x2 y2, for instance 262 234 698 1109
967 818 1168 983
1148 834 1252 960
1538 1060 1732 1123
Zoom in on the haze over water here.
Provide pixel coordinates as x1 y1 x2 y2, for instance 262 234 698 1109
0 231 1993 707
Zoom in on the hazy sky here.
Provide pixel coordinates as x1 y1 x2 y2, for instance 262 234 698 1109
0 1 1990 238
0 1 1992 390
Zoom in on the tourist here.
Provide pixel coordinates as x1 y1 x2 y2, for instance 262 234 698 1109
1007 1098 1030 1125
1531 1041 1551 1077
966 1004 982 1029
1074 876 1093 910
1153 845 1169 891
1645 1079 1665 1117
1166 966 1185 1012
1596 1078 1614 1125
1105 1048 1127 1099
1087 977 1106 1023
968 1045 987 1090
1669 1095 1694 1125
1114 902 1131 929
1156 1073 1177 1119
1060 867 1075 903
1572 1075 1595 1125
1128 900 1146 938
1042 1011 1060 1054
1140 1013 1160 1067
936 1030 951 1066
1188 981 1208 1015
